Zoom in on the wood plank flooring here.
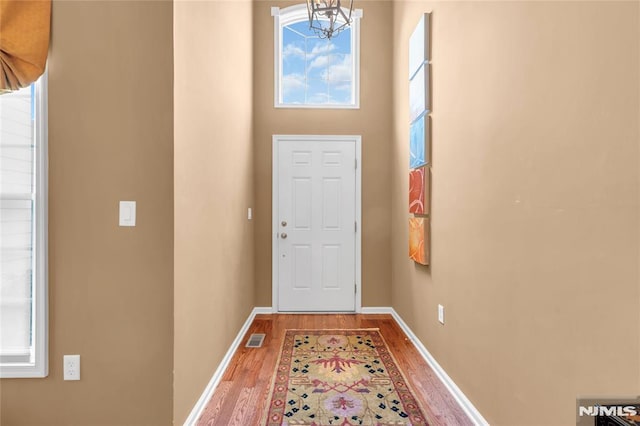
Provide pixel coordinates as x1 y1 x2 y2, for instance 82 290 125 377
197 314 473 426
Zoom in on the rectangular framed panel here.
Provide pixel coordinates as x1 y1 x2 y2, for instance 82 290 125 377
292 245 312 289
321 245 340 289
409 13 431 79
409 217 430 266
293 178 312 229
322 178 341 230
409 64 430 122
410 114 430 168
409 166 430 216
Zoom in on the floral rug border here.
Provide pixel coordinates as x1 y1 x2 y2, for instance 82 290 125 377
261 328 431 425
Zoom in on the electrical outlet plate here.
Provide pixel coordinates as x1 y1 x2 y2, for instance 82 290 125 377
438 304 445 325
63 354 81 381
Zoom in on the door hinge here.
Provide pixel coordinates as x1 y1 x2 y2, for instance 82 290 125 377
355 221 357 232
355 283 357 294
355 159 357 169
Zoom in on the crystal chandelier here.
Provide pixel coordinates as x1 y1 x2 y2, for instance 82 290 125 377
306 0 354 40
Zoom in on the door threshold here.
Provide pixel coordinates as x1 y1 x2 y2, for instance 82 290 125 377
274 311 358 315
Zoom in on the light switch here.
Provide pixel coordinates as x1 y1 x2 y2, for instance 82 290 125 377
438 304 445 325
119 201 136 227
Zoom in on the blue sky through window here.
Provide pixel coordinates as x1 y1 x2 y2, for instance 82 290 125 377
282 21 352 105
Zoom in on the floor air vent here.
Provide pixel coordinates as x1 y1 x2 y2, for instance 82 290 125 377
245 333 266 348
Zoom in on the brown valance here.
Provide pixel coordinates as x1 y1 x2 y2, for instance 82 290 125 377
0 0 51 93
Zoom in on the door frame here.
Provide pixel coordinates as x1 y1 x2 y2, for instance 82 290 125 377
272 134 362 313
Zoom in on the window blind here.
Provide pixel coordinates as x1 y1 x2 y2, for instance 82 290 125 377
0 86 35 362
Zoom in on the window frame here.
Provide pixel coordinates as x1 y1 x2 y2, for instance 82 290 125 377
0 74 49 378
272 4 362 109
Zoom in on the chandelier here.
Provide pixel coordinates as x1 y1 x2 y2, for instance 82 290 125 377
306 0 354 40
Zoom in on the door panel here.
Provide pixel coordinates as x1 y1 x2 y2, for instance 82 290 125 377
276 138 356 312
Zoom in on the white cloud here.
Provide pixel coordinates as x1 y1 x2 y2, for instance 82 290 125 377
309 41 336 58
283 43 305 60
322 54 352 82
308 92 331 104
332 82 351 92
280 35 352 104
307 55 330 71
282 73 306 95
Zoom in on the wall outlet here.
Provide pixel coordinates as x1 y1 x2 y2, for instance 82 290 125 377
248 207 252 220
63 355 81 381
438 304 445 325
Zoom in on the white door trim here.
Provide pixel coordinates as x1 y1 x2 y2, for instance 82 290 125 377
272 134 362 313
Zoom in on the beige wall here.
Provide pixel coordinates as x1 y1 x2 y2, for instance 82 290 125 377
391 2 640 425
0 1 174 424
253 0 393 307
173 1 255 423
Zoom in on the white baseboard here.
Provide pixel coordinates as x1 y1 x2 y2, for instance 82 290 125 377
388 308 489 426
361 306 394 314
183 307 264 426
184 306 488 426
253 306 274 314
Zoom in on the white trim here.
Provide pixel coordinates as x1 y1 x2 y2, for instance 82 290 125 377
0 73 49 379
262 311 356 315
272 138 279 312
360 307 488 424
272 4 362 109
389 309 490 426
272 6 280 107
253 306 274 314
354 138 362 313
272 135 362 314
34 71 49 379
183 307 264 426
276 103 361 110
361 307 394 314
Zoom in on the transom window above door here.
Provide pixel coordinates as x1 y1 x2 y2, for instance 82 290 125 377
272 4 362 109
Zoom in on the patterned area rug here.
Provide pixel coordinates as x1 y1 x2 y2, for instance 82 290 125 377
263 329 430 425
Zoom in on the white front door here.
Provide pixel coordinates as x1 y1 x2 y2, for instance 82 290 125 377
273 135 360 312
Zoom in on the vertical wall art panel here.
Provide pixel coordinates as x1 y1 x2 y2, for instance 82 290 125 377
408 217 430 265
409 64 430 122
408 12 432 266
409 113 429 168
409 13 430 79
409 166 430 215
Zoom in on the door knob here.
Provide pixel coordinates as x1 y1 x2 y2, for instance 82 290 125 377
281 232 288 239
281 221 287 227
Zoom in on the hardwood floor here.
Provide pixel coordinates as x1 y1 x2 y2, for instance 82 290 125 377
196 314 473 426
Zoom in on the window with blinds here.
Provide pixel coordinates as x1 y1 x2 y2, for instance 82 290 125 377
0 75 48 378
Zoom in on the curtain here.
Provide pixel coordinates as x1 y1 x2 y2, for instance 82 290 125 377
0 0 51 93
